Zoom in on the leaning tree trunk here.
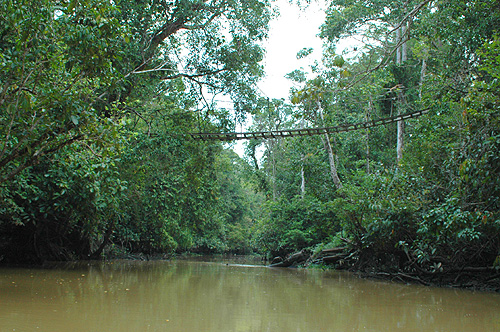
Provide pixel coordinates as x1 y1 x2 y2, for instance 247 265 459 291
317 101 342 189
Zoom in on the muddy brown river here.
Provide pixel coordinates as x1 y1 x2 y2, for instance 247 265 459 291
1 259 499 331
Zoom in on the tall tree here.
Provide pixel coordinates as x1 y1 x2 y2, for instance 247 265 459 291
0 0 273 183
292 78 343 189
0 0 274 262
320 0 432 161
109 0 272 129
0 0 126 183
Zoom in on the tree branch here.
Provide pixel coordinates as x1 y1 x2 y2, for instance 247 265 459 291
388 0 433 34
0 133 84 184
148 17 188 53
162 68 227 81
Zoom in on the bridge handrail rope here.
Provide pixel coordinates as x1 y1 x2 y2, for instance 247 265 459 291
189 108 429 141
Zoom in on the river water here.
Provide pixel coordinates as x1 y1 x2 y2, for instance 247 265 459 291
1 258 499 332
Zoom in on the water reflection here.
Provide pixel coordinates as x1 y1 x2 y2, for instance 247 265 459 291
1 260 499 332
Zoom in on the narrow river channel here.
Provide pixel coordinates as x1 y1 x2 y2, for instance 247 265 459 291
1 259 499 332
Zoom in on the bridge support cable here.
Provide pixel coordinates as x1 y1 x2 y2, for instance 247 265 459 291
189 109 429 141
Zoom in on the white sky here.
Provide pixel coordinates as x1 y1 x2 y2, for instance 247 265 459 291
230 1 365 156
231 0 328 156
257 0 326 100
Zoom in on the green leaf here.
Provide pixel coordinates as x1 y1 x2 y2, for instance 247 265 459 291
70 115 79 125
296 47 314 59
68 0 78 11
333 55 345 68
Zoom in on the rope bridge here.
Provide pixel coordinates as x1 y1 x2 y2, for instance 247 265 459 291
189 109 429 141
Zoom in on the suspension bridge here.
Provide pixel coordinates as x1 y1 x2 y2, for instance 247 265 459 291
189 109 429 141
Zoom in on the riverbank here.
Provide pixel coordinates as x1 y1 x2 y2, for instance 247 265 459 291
269 248 500 293
2 248 498 292
356 268 500 293
119 251 500 292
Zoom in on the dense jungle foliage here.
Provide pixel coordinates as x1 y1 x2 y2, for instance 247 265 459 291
1 0 499 281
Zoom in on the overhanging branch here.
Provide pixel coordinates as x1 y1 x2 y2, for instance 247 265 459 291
162 68 226 81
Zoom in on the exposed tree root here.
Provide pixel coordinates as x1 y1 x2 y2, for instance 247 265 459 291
269 247 500 292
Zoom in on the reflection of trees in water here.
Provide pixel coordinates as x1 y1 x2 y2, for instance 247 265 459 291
1 261 499 332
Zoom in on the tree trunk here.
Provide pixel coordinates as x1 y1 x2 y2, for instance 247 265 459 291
366 99 373 173
396 110 405 162
317 101 342 189
272 139 277 201
88 225 114 260
396 28 402 63
301 157 306 198
401 24 408 62
323 134 342 189
419 58 427 100
396 19 408 163
268 249 309 268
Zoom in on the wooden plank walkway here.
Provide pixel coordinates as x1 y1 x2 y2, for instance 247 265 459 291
189 109 429 141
